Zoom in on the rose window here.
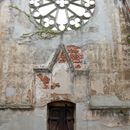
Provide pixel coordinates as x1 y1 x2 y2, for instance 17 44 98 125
29 0 95 31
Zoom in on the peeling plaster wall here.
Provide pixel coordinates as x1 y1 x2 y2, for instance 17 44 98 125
0 109 129 130
0 0 130 130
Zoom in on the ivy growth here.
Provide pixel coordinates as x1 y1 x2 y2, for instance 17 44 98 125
127 34 130 44
9 5 60 39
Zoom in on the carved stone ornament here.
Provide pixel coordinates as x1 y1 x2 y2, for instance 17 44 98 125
29 0 95 31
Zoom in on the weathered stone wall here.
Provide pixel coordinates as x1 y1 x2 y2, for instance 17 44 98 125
0 0 130 130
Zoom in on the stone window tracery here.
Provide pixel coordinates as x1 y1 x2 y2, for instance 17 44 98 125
29 0 95 31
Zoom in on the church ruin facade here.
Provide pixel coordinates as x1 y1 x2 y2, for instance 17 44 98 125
0 0 130 130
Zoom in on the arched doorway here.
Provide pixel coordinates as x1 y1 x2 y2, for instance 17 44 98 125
47 101 75 130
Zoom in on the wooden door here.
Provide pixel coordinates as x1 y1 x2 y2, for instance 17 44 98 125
48 101 75 130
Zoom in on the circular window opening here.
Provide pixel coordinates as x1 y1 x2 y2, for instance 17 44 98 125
29 0 95 31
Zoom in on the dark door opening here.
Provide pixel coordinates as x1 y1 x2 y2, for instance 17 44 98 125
47 101 75 130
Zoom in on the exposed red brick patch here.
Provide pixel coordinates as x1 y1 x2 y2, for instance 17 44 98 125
75 64 81 69
37 74 50 89
123 69 130 80
51 93 71 101
67 45 80 49
58 45 83 69
58 52 67 63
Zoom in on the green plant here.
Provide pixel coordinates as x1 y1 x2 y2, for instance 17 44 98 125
127 34 130 44
9 5 59 39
